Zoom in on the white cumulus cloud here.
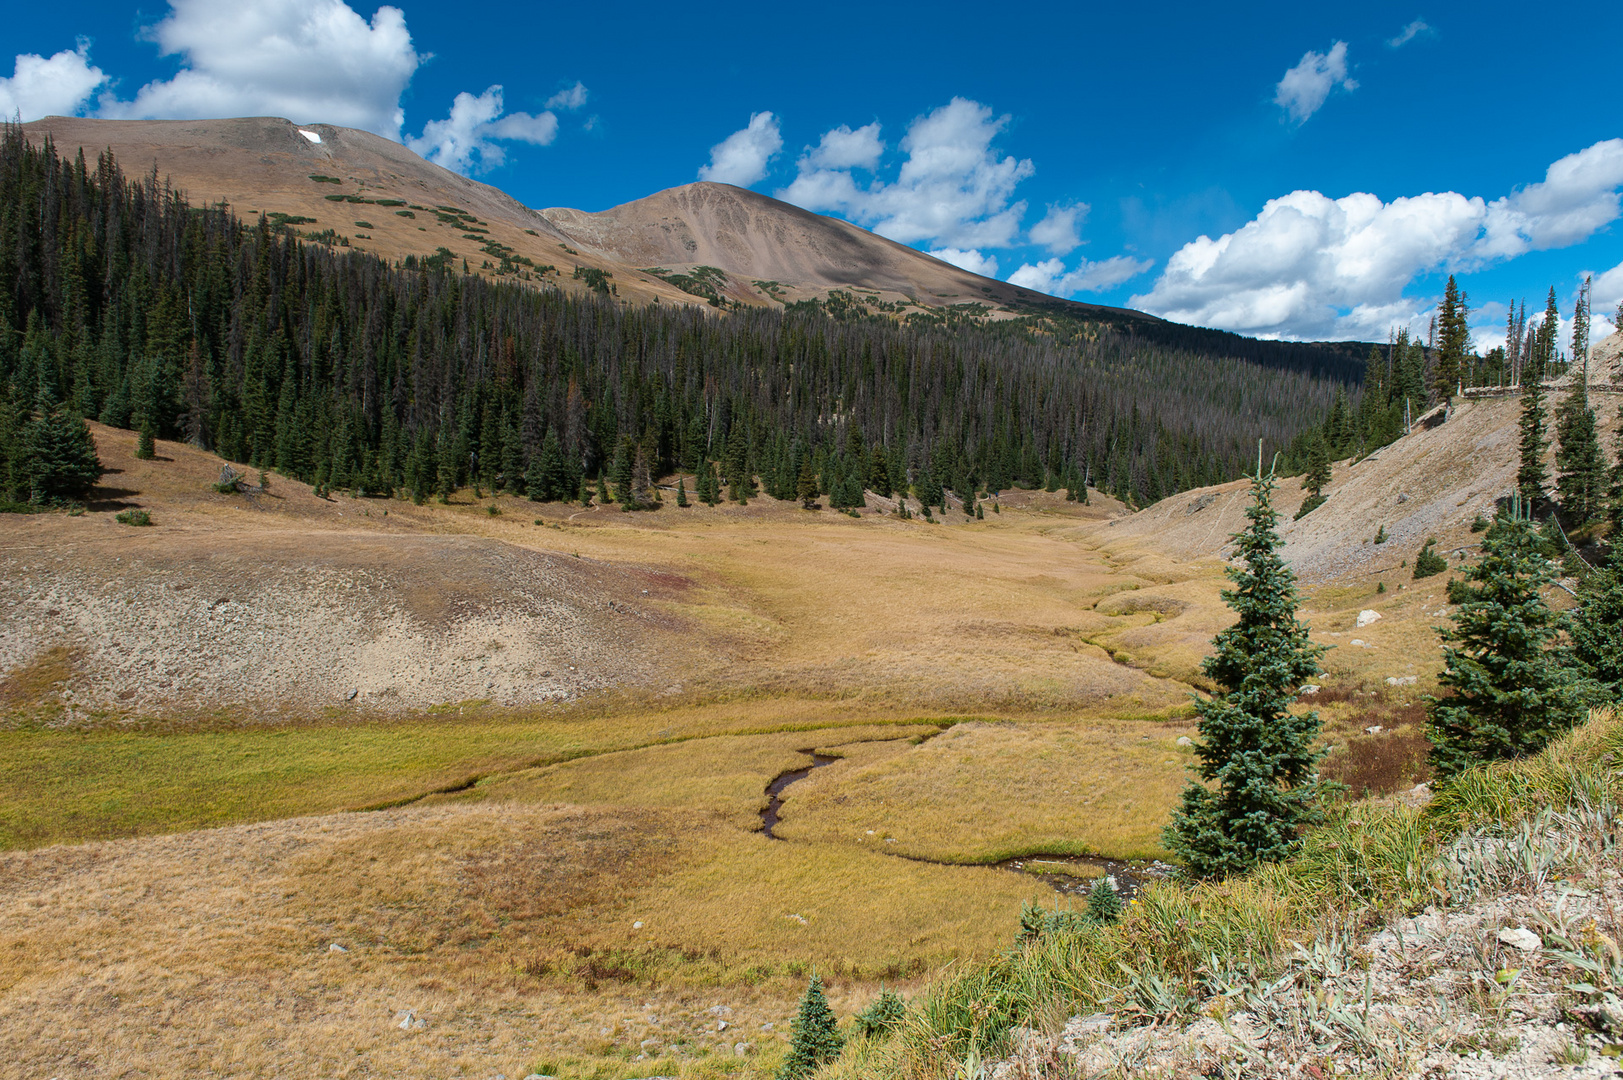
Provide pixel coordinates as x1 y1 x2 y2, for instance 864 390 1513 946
780 97 1034 250
1476 139 1623 260
0 41 108 121
100 0 421 139
1028 204 1086 255
1131 139 1623 340
1387 19 1433 48
1592 260 1623 339
1274 41 1357 124
406 86 558 173
804 122 884 171
544 81 588 111
1008 255 1153 297
698 111 783 186
929 248 999 277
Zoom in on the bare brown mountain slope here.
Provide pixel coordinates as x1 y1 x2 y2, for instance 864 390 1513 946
539 181 1142 316
22 115 1143 319
23 115 698 307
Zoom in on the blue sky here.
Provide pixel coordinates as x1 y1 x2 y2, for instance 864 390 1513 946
4 1 1622 347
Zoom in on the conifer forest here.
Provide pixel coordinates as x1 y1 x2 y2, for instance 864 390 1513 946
0 127 1369 511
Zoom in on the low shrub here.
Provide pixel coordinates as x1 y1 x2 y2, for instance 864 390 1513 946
115 508 151 526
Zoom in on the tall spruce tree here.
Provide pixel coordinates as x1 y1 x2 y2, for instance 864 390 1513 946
1433 275 1468 400
1163 460 1328 878
1571 277 1592 375
1425 506 1584 778
1517 377 1550 505
1296 430 1331 519
1555 382 1606 526
777 974 844 1080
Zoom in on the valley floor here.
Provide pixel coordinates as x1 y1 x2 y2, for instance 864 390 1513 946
0 404 1571 1078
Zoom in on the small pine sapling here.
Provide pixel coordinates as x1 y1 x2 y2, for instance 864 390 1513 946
135 418 156 460
1084 879 1123 924
1413 538 1447 579
1374 524 1388 544
675 478 688 506
851 987 906 1039
777 974 844 1080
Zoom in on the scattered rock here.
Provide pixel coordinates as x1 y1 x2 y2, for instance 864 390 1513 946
1396 492 1409 503
1365 725 1383 735
717 1020 728 1031
1298 685 1319 695
640 1038 660 1049
1185 493 1216 515
707 1005 733 1018
345 687 358 700
327 942 347 953
395 1009 425 1031
733 1042 754 1056
633 920 644 929
1349 638 1366 647
1356 609 1382 628
785 913 807 924
1497 926 1541 952
1385 675 1417 687
522 1075 556 1080
760 1022 774 1031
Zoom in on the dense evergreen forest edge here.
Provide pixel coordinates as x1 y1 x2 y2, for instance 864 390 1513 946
0 125 1375 515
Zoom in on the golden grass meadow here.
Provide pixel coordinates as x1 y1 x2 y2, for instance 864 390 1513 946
0 425 1466 1079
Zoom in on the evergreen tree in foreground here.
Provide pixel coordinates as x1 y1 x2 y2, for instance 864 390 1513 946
1570 543 1623 703
777 974 844 1080
1164 461 1328 878
1425 505 1584 779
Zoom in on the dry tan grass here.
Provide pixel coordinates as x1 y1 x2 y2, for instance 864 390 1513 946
775 719 1197 862
0 402 1507 1078
464 724 940 830
0 799 1039 1079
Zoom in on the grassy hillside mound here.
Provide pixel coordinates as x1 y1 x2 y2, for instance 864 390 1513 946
823 707 1623 1079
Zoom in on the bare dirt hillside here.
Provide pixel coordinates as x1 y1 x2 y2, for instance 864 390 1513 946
1588 329 1623 385
1100 389 1622 584
540 182 1136 315
0 424 709 715
21 116 1141 320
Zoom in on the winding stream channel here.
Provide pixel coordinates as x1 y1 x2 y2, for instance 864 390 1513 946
759 746 1170 899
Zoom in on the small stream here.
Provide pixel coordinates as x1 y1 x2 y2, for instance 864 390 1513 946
759 747 1172 899
760 752 838 838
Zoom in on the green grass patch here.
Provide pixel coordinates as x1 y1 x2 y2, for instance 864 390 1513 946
0 708 963 850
